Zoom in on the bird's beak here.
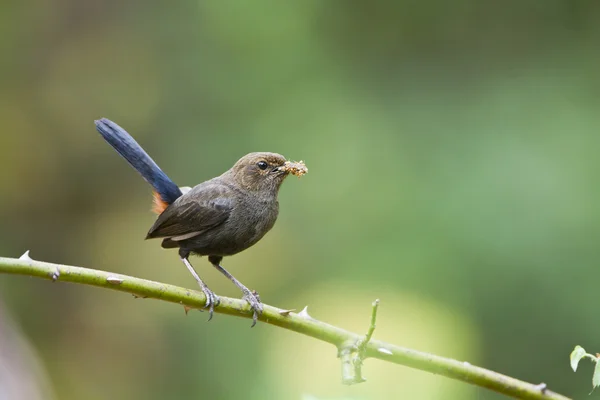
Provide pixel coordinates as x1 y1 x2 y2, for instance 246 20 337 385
279 160 308 177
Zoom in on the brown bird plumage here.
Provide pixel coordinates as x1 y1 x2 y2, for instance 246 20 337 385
95 119 306 326
148 153 288 254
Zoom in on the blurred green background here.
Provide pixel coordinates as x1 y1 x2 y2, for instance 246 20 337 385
2 1 600 399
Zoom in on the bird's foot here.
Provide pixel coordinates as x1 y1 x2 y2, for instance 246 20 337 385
200 287 220 321
242 289 263 327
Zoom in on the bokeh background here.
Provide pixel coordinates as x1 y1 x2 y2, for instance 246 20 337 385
2 1 600 399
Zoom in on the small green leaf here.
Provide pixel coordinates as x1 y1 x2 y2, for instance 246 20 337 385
593 361 600 389
571 345 586 372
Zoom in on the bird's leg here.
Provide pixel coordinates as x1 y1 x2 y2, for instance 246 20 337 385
179 249 219 321
208 255 263 327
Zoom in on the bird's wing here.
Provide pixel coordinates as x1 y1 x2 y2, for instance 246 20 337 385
146 184 234 239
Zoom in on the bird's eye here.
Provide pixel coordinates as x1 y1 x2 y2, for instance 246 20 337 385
257 161 268 170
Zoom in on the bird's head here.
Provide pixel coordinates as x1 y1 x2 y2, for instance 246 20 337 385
226 152 307 195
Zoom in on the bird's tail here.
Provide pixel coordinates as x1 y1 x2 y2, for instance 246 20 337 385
95 118 182 214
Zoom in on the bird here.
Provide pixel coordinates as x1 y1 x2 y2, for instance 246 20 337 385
94 118 307 326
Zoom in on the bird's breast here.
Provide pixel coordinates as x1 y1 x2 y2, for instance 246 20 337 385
188 197 279 257
233 197 279 242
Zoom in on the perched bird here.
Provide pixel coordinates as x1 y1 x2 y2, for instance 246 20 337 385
94 118 307 326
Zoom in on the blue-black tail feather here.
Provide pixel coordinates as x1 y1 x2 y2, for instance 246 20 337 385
95 118 182 205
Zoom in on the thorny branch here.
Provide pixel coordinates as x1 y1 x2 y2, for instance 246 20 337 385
0 254 571 400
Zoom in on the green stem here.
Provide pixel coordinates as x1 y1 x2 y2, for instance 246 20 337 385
0 255 570 400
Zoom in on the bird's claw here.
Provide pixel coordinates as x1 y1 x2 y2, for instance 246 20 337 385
201 288 220 321
242 290 263 327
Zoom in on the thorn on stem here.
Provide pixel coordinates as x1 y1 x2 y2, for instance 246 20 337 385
298 306 311 318
279 308 295 316
535 383 547 393
19 250 33 261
